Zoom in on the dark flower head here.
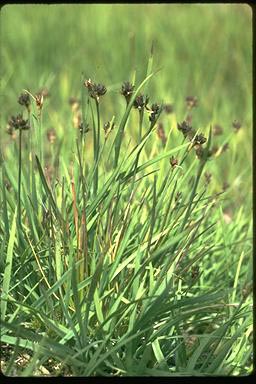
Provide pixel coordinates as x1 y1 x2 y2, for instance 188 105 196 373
177 120 193 137
164 103 174 114
149 103 161 122
151 103 161 114
78 122 90 135
94 83 107 97
133 94 149 110
18 92 30 110
8 114 29 131
186 96 198 109
121 81 134 104
193 133 207 146
232 120 242 132
84 79 107 102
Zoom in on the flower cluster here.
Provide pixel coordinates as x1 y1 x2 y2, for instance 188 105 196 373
78 122 90 135
8 114 30 131
177 120 208 160
177 120 193 138
121 81 134 105
84 79 107 102
148 103 161 123
193 133 207 146
18 92 30 111
133 94 149 111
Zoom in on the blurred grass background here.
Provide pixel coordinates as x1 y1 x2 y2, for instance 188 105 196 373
1 4 252 112
1 3 252 209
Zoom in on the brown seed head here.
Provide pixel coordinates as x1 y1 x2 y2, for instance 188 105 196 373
133 94 149 110
8 114 30 131
121 81 135 104
193 133 207 146
149 103 161 122
177 120 193 138
18 92 30 110
84 79 107 102
78 122 90 135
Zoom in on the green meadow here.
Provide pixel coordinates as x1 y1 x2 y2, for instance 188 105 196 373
0 4 253 376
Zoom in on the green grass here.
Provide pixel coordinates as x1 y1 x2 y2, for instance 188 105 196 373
0 4 253 376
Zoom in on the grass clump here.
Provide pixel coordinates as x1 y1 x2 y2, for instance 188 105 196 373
0 68 252 376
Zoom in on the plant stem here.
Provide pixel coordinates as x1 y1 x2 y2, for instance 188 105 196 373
138 110 144 143
39 110 43 167
18 128 22 228
94 100 100 195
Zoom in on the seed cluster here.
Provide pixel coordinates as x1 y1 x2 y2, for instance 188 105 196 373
177 120 193 138
8 114 30 131
121 81 135 105
18 92 31 110
177 119 208 160
148 103 161 123
120 82 162 123
133 94 149 110
84 79 107 102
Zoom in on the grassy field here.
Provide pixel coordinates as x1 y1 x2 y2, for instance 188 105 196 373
0 4 253 376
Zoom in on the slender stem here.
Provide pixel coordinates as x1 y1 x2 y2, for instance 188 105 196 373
39 110 43 166
94 100 100 195
138 109 144 143
18 129 22 228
